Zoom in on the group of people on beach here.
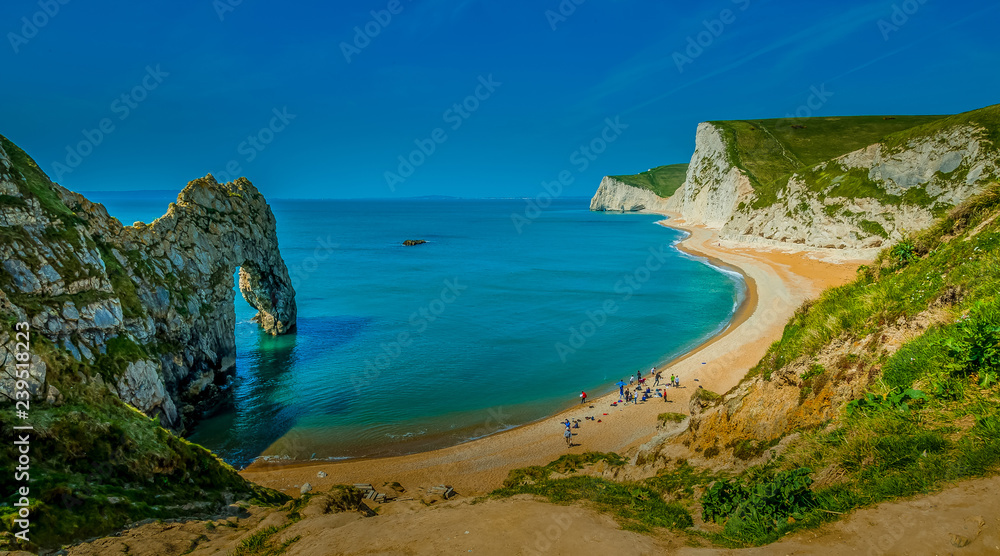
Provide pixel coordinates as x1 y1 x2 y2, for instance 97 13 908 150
618 367 680 403
565 367 683 447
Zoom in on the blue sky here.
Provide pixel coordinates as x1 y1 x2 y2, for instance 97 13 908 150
1 0 998 199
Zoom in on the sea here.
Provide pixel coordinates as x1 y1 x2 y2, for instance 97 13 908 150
82 192 745 469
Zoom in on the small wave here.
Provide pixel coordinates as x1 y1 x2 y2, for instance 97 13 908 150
250 453 353 464
463 423 517 443
385 429 428 440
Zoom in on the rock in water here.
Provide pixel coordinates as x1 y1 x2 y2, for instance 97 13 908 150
402 239 427 246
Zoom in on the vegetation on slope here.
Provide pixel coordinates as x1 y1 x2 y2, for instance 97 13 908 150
710 114 946 207
0 324 288 551
610 163 689 199
0 134 83 226
493 183 1000 548
489 453 709 533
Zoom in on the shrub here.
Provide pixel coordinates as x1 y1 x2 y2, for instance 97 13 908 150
845 387 926 416
890 238 916 266
701 468 817 538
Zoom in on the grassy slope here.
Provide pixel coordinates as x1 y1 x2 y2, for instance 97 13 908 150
609 163 689 199
710 115 949 207
0 137 287 551
492 183 1000 547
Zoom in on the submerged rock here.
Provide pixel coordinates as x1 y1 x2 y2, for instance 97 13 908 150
403 239 427 246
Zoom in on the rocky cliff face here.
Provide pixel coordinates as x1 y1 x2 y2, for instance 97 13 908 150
0 135 296 430
668 118 998 253
589 176 672 213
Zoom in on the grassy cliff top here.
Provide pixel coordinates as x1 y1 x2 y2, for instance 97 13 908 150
709 104 1000 208
609 163 689 198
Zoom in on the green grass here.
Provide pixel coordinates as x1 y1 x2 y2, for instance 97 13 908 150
0 325 287 551
0 193 27 209
0 134 83 226
751 183 1000 380
881 104 1000 155
858 219 889 239
490 453 697 533
97 243 146 319
708 114 958 208
610 163 689 198
753 115 948 166
709 183 1000 545
658 412 688 424
230 524 300 556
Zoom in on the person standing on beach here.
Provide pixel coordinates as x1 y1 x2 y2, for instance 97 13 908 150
654 371 662 386
580 391 587 404
564 428 572 447
618 380 625 398
629 375 635 386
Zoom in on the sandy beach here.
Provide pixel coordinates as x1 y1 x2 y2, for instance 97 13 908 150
240 214 865 497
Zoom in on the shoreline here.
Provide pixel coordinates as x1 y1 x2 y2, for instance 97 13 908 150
240 212 757 469
244 239 758 471
241 212 866 496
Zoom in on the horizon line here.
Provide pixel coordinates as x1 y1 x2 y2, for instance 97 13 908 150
75 191 594 201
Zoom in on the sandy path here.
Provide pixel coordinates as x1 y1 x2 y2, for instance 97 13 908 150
240 215 863 498
680 475 1000 555
64 476 1000 555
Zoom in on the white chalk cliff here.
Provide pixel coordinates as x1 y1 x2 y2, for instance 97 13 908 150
590 176 672 213
665 119 998 253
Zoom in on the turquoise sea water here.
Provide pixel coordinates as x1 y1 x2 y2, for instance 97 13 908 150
83 193 744 468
